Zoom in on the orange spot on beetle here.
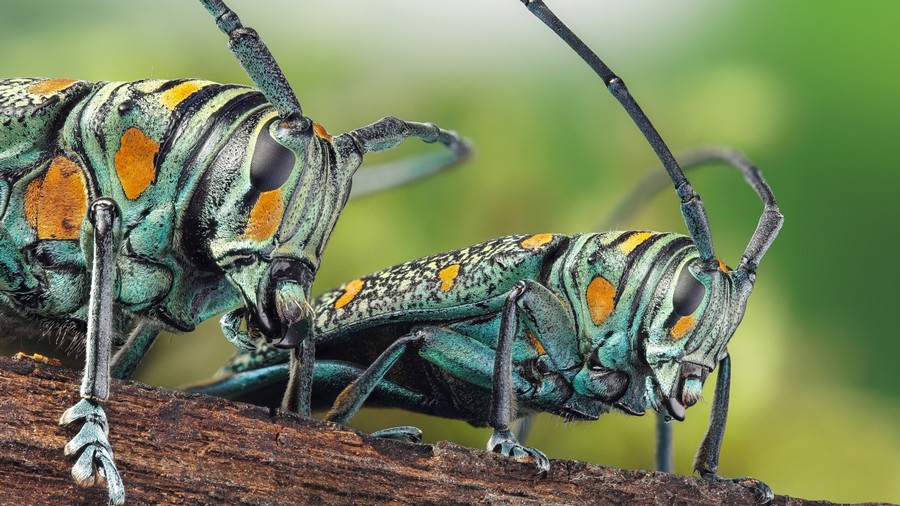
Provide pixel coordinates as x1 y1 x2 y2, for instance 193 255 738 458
671 315 696 340
24 178 42 230
717 258 731 272
520 233 554 250
313 122 333 142
27 78 79 96
586 276 616 325
115 128 159 199
527 331 547 356
335 279 364 309
439 264 460 292
244 189 284 241
619 232 653 255
159 81 207 110
34 157 89 240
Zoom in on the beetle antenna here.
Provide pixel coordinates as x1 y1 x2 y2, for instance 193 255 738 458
198 0 308 127
599 146 783 277
519 0 718 268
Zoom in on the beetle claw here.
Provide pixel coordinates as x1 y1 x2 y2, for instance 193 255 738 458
60 399 124 505
488 429 550 475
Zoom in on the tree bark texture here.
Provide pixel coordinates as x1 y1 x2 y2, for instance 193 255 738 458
0 355 875 505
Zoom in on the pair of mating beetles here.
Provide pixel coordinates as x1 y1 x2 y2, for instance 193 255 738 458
0 0 782 504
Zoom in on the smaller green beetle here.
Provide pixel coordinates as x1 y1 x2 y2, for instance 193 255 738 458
192 1 783 502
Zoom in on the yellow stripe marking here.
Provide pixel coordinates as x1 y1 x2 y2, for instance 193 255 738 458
439 264 460 292
27 78 79 96
671 315 696 340
244 189 284 241
335 279 364 309
159 81 208 110
115 127 159 199
520 233 554 250
619 232 653 255
586 276 616 325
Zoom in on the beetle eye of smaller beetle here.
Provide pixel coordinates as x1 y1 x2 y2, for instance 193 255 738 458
673 266 705 316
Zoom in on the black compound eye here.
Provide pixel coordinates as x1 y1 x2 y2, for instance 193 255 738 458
250 119 295 192
673 266 705 317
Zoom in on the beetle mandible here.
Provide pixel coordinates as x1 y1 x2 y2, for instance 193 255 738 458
193 1 783 502
0 1 469 503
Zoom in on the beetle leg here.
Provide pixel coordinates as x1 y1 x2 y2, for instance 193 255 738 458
325 332 428 425
58 198 124 505
280 328 315 416
218 307 257 352
487 281 550 474
110 320 160 380
694 353 774 504
656 412 674 472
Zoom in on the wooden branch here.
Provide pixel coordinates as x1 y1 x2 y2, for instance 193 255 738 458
0 355 844 505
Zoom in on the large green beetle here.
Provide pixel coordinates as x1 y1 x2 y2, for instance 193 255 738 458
0 0 468 503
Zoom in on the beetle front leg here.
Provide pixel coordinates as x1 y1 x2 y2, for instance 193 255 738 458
280 328 314 416
58 198 125 506
694 353 773 504
487 281 551 474
656 412 674 472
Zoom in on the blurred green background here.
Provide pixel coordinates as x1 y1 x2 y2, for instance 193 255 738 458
2 1 898 503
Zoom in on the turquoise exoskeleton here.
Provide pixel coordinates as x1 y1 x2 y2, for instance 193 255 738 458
0 0 469 503
193 1 784 503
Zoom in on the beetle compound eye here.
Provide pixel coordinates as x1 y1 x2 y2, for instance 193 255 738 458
250 118 295 192
673 266 705 316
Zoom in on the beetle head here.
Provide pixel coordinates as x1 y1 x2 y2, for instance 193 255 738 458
186 112 356 347
560 232 752 420
635 254 754 421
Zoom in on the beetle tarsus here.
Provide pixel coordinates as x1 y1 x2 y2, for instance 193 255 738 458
488 429 550 475
59 399 125 505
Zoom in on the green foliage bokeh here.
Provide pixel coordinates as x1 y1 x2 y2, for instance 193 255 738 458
1 1 898 503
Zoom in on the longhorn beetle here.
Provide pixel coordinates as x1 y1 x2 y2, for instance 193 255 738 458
192 1 783 502
0 1 469 503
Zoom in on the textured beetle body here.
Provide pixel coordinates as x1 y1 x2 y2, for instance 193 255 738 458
0 77 349 337
200 229 738 427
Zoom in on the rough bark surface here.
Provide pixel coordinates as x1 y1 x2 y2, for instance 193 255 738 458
0 355 874 505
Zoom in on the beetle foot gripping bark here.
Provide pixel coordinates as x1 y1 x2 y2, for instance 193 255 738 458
59 399 125 505
487 428 550 475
